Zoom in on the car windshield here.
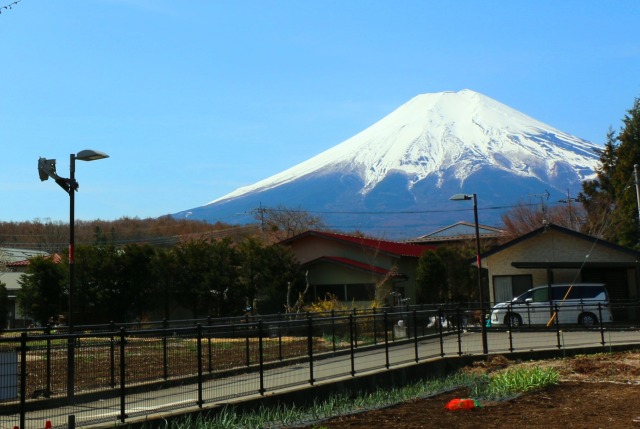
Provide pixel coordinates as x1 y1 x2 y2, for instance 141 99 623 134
512 288 549 303
510 285 608 304
512 291 532 302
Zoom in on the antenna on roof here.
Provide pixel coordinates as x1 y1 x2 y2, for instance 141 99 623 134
558 189 579 230
530 190 550 226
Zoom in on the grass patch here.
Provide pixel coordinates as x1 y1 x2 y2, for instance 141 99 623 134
470 366 559 399
156 366 558 429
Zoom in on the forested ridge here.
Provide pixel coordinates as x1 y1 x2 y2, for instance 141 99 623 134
0 216 258 252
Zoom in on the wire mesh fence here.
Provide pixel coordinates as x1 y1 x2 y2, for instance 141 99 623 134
0 303 637 428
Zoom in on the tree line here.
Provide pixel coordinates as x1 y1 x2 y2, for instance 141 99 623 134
1 207 325 327
0 216 247 252
16 236 307 326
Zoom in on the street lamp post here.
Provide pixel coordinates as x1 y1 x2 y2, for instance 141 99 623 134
38 149 109 400
450 193 489 354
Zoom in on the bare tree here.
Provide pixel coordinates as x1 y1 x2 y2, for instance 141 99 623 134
253 205 325 243
501 200 585 242
285 271 311 314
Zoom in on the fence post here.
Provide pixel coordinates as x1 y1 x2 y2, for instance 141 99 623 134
196 324 203 407
331 310 336 352
438 307 444 357
45 323 52 395
207 316 213 373
413 310 419 362
507 304 514 353
258 320 265 395
109 321 116 388
455 308 462 357
352 308 358 349
118 327 128 424
67 330 75 402
19 332 26 429
373 307 378 345
277 313 283 361
162 318 169 380
307 315 315 385
554 305 562 350
384 311 390 369
245 315 251 367
391 310 396 342
349 314 356 376
598 303 606 346
508 324 514 353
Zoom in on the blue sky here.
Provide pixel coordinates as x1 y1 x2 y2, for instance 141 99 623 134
2 0 639 224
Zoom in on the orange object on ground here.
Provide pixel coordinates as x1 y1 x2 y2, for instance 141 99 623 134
445 398 477 410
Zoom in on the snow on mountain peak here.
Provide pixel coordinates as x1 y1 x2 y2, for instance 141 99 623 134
208 89 600 205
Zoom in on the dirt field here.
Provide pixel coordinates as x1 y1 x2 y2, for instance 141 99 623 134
296 350 640 429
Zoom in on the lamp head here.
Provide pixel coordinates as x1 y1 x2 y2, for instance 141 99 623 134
450 193 473 201
75 149 109 162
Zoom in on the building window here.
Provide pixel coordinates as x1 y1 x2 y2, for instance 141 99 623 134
347 284 376 301
492 275 532 304
314 283 375 301
314 284 345 300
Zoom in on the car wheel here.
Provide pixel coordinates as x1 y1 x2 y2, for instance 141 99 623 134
505 313 522 327
579 313 598 327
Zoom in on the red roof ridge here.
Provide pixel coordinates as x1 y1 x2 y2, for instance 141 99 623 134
283 230 434 257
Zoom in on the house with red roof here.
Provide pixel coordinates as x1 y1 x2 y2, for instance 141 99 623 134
280 231 434 306
1 248 51 328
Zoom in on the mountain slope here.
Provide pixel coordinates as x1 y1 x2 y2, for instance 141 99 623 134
175 90 601 239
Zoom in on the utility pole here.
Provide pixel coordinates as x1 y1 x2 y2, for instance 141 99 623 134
559 189 579 230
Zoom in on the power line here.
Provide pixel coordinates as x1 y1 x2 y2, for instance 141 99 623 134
0 0 20 14
249 202 541 216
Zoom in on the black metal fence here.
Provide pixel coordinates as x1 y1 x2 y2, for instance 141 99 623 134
0 303 638 429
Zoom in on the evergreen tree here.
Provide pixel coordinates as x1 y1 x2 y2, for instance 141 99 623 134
172 240 220 318
581 99 640 247
203 238 242 317
17 256 65 325
416 246 479 304
580 128 618 236
415 251 447 303
73 245 121 323
236 237 305 314
117 244 160 322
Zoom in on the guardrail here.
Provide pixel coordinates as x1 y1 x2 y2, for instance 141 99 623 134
0 303 638 429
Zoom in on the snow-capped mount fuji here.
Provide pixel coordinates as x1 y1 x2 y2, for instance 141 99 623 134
174 89 601 239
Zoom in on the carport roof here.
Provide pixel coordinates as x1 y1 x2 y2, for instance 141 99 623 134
480 223 640 260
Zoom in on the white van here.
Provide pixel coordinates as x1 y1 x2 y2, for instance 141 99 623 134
490 283 613 327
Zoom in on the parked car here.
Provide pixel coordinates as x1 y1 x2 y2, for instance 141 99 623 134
490 283 613 327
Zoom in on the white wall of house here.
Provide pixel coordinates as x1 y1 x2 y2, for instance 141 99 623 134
483 229 640 304
0 272 29 328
